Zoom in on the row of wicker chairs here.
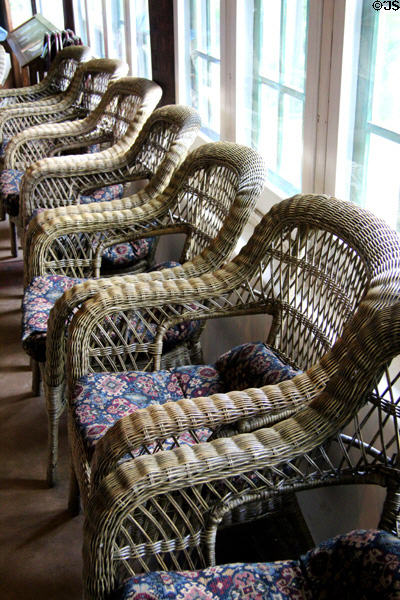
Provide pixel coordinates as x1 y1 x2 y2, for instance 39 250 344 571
2 45 400 599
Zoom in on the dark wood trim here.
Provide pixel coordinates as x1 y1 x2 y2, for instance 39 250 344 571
148 0 175 106
63 0 75 30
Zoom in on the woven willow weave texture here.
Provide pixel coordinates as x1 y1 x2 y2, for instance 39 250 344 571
60 194 400 598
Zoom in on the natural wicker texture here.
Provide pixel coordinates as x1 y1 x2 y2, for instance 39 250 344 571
4 76 162 171
63 195 400 554
3 76 161 254
0 57 128 146
2 57 128 255
28 140 265 486
0 46 91 108
23 105 202 485
21 104 201 243
74 195 400 598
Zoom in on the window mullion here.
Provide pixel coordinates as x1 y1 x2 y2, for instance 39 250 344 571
220 0 236 141
102 0 109 58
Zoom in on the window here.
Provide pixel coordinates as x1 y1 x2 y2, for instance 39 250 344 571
181 0 221 139
73 0 152 78
337 1 400 230
36 0 65 29
175 0 400 229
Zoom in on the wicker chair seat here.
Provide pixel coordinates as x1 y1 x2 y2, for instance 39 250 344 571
110 530 400 600
22 262 195 362
71 343 300 450
0 167 124 214
0 164 155 266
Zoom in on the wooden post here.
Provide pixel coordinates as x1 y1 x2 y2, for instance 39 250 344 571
148 0 175 106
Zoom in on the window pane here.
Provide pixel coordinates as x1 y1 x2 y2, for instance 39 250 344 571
8 1 33 29
107 0 127 62
183 0 221 139
364 135 400 229
72 0 88 45
239 0 308 195
37 0 64 29
131 0 152 78
337 1 400 231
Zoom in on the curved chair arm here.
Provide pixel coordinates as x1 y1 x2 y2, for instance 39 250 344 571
19 104 201 231
4 77 162 170
44 194 400 397
83 300 400 597
0 46 91 107
24 140 265 280
89 362 332 489
0 58 127 146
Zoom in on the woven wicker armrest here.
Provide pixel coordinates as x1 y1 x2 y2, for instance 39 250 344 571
90 369 324 489
25 194 175 281
4 76 163 171
0 46 91 107
3 118 104 169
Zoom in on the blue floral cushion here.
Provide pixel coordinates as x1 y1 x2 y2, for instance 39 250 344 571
173 364 225 397
0 169 24 216
215 342 301 391
80 183 124 204
22 263 200 363
0 137 10 158
101 237 156 268
72 370 186 447
111 530 400 600
22 274 85 362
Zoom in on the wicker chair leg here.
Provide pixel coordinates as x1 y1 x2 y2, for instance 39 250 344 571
378 481 400 537
10 220 18 257
31 359 41 396
68 462 81 516
0 200 5 221
46 410 60 487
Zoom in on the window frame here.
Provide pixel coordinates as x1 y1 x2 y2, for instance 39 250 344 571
174 0 350 220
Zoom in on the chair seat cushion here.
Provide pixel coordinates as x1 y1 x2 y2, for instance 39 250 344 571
216 342 300 390
101 237 156 267
71 344 300 450
110 529 400 600
0 169 24 216
22 274 85 362
79 183 124 204
22 263 198 363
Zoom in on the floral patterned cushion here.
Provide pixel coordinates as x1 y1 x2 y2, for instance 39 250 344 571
80 183 124 204
72 343 302 450
215 342 301 391
0 137 10 158
72 370 187 447
22 274 85 362
111 529 400 600
101 237 156 268
22 263 198 363
173 364 225 397
0 169 24 216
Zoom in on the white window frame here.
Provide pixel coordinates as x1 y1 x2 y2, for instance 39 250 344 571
174 0 348 224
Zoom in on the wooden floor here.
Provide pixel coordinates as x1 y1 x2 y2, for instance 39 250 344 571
0 220 83 600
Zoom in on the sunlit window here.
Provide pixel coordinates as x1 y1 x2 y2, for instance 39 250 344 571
245 0 308 196
36 0 65 29
350 3 400 229
8 0 33 29
182 0 221 139
72 0 151 78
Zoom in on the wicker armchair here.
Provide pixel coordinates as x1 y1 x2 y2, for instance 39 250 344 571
22 140 265 486
63 194 400 530
1 76 162 256
82 528 400 600
0 56 127 157
0 45 91 109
